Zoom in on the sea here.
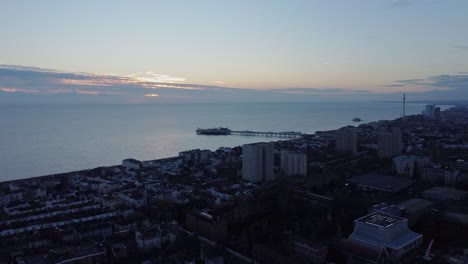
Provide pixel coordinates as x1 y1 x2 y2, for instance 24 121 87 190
0 102 451 181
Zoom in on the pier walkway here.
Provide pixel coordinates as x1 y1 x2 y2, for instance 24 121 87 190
229 130 302 138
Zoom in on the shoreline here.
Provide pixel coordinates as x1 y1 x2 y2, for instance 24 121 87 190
1 104 455 184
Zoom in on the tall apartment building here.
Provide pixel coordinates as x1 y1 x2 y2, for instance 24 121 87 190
242 142 274 182
422 104 441 119
335 126 357 155
377 129 402 158
281 150 307 176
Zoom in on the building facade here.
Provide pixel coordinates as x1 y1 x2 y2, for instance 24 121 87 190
422 166 459 186
336 126 357 155
422 104 441 119
281 150 307 177
393 155 430 178
348 212 423 260
242 142 274 182
377 130 402 158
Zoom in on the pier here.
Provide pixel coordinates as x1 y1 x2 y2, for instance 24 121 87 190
230 130 302 138
196 127 303 138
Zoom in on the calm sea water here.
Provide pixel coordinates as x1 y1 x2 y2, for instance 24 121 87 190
0 102 449 181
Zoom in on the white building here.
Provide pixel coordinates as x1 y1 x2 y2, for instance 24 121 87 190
242 142 274 182
281 150 307 177
393 155 430 178
422 165 460 186
336 127 357 155
348 212 422 261
118 190 147 208
179 149 212 163
422 104 435 118
122 159 142 171
377 129 402 158
0 191 24 206
135 229 176 251
422 104 441 119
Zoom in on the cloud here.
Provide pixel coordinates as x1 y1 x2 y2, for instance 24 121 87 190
454 45 468 50
273 88 370 95
387 0 412 8
129 71 186 83
384 84 405 87
385 73 468 101
321 60 347 65
425 74 468 89
392 74 468 90
1 64 465 104
0 87 39 93
150 83 205 90
75 90 102 95
0 65 373 103
0 64 200 96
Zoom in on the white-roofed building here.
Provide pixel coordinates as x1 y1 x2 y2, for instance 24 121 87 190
348 212 423 260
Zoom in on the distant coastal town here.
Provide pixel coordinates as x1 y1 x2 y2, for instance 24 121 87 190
1 104 468 263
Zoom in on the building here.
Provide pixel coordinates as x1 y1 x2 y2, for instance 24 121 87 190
179 149 212 163
335 126 357 155
338 238 388 264
422 165 459 186
422 104 441 119
186 211 227 241
421 187 467 203
369 203 402 217
135 228 176 251
18 243 106 264
280 150 307 176
377 129 402 158
434 106 441 119
398 199 434 226
348 212 423 260
0 190 24 206
347 173 413 193
290 240 327 263
122 158 142 172
118 190 147 208
242 142 274 182
422 210 468 246
393 155 430 178
422 104 435 118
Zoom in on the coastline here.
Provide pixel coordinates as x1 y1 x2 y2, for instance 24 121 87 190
0 109 429 185
0 104 453 182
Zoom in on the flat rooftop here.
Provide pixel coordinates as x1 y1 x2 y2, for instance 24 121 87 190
422 187 467 201
398 198 433 213
347 173 414 192
352 212 422 249
357 212 404 228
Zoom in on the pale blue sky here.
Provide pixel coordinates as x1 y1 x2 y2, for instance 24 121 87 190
1 0 468 103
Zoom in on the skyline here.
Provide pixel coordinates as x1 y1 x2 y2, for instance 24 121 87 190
1 0 468 103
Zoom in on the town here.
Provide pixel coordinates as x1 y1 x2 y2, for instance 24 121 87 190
1 104 468 264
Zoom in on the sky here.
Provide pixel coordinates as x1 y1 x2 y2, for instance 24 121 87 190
1 0 468 103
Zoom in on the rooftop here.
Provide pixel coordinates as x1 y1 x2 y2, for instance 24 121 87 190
339 239 386 263
357 212 404 228
422 187 467 201
398 198 433 213
347 173 414 192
